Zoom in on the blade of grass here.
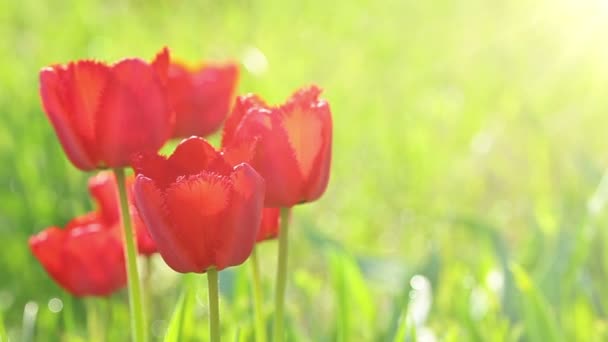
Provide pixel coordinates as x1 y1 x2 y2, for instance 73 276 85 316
61 295 79 341
562 167 608 299
164 275 197 342
0 309 6 342
392 309 416 342
22 301 38 342
509 263 563 342
328 251 375 341
383 250 439 342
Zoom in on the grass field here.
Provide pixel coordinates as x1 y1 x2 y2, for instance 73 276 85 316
2 0 608 340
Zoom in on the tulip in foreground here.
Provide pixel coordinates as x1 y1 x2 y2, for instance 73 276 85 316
168 61 239 138
39 48 174 171
29 215 126 297
133 136 265 342
132 136 264 272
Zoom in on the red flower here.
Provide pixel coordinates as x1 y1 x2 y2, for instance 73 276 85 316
29 216 126 297
88 172 157 256
222 86 332 207
168 61 239 138
39 48 174 171
132 136 265 273
257 208 280 242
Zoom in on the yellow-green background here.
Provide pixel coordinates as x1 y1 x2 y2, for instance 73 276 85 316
2 0 608 340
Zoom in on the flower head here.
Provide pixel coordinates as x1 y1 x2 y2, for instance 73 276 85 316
29 216 126 297
132 136 265 273
39 48 174 170
222 85 332 207
168 61 239 138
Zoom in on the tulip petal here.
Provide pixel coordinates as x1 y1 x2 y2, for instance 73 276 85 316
65 212 102 231
221 136 259 167
134 175 197 272
301 101 332 201
64 224 125 297
151 47 170 86
96 59 171 167
283 85 323 110
165 172 231 272
233 109 302 206
29 227 67 291
257 207 280 242
88 171 120 224
280 108 323 179
68 61 110 144
278 86 329 181
215 163 264 269
30 220 127 297
170 62 239 138
221 94 266 146
132 152 172 189
40 64 107 170
132 207 157 256
168 136 230 177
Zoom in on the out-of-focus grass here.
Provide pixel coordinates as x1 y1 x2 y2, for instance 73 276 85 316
2 0 608 340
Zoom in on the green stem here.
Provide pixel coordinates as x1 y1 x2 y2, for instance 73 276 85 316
143 257 152 320
62 295 75 338
114 168 146 342
207 267 220 342
250 248 267 342
86 299 104 342
273 207 292 342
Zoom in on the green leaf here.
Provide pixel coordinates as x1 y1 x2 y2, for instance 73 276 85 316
328 251 376 341
392 308 416 342
164 275 198 342
509 263 563 342
0 308 6 342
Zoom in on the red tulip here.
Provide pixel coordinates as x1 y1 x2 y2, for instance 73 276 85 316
222 85 332 207
29 215 126 297
168 61 239 138
39 48 174 171
257 208 280 242
132 136 265 273
88 171 157 256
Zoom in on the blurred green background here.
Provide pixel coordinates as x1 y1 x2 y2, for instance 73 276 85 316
3 0 608 340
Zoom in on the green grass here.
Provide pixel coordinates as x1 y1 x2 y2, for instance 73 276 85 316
2 0 608 340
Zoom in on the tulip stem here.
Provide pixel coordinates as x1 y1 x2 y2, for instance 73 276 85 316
86 299 103 342
250 248 267 342
114 168 146 342
143 257 153 319
273 207 292 342
207 267 221 342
